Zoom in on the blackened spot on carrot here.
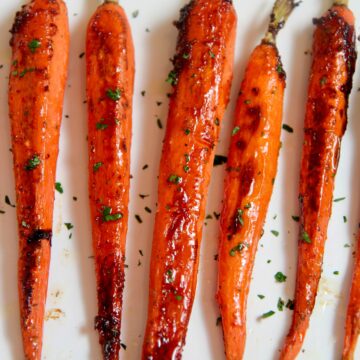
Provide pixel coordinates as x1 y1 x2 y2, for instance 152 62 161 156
10 7 33 41
27 229 52 246
246 106 261 133
251 87 260 96
96 253 124 358
236 139 247 151
312 98 329 125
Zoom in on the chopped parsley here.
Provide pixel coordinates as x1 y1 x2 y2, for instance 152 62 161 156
96 120 108 130
132 10 139 18
213 212 220 220
157 118 163 129
282 124 294 133
261 310 275 319
64 223 74 230
302 230 311 244
102 206 123 222
320 76 327 86
214 155 227 166
24 155 41 171
333 271 339 275
209 50 216 58
257 294 265 300
185 154 190 163
55 182 63 194
165 269 174 283
145 206 152 213
232 126 240 136
135 214 143 223
166 71 178 86
19 67 35 78
28 39 41 53
183 165 190 173
343 216 347 223
276 64 285 75
168 174 182 184
236 209 244 227
175 294 183 301
271 230 279 237
334 197 345 202
106 88 121 101
229 242 246 257
5 195 15 208
93 162 103 172
292 215 300 222
182 53 190 59
277 298 285 311
184 128 191 135
139 194 149 199
274 271 287 283
286 299 295 310
216 316 222 326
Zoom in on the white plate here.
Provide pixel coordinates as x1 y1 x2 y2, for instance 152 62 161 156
1 0 360 359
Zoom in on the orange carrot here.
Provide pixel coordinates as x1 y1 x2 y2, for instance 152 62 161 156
142 0 236 358
280 1 356 359
216 1 297 359
86 1 134 359
8 0 69 359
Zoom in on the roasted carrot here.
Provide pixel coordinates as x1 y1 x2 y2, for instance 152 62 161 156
343 238 360 359
8 1 69 359
86 1 134 359
280 1 356 359
142 0 236 358
215 1 297 359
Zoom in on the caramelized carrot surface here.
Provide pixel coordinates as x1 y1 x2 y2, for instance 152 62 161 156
86 1 135 359
216 1 297 359
280 3 356 359
343 232 360 360
8 0 69 359
142 0 236 358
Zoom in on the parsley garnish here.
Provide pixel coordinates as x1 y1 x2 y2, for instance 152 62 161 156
102 206 123 222
271 230 279 237
229 242 246 256
166 71 178 86
334 197 345 202
282 124 294 133
93 162 103 172
274 271 287 283
261 310 275 319
25 155 41 171
96 119 108 130
28 39 41 53
64 223 74 230
157 118 163 129
55 182 63 194
292 215 300 222
302 230 311 244
257 294 265 300
232 126 240 136
106 88 121 101
5 195 15 208
168 174 182 184
214 155 227 166
135 214 142 223
277 298 285 311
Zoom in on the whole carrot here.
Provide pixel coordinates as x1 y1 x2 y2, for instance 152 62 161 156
142 0 236 358
86 1 134 359
216 1 297 359
280 1 356 359
343 232 360 359
8 0 69 359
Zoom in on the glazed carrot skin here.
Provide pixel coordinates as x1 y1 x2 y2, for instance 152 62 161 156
8 1 69 359
217 44 285 360
343 232 360 360
142 0 236 358
280 4 356 360
87 2 134 359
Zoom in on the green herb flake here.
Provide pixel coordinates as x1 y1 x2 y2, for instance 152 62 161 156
166 71 178 86
334 197 346 202
286 299 295 310
145 206 152 213
135 214 143 223
216 316 222 326
257 294 265 300
229 242 245 257
282 124 294 133
55 182 64 194
183 165 190 173
277 298 285 311
28 39 41 53
182 53 190 59
185 154 190 163
213 212 220 220
271 230 279 237
236 209 244 227
343 216 347 223
244 99 251 105
24 155 41 171
156 118 163 129
276 64 285 75
267 259 271 264
139 194 149 199
5 195 15 208
165 269 174 283
333 271 339 275
214 155 227 166
261 310 275 319
302 230 311 244
344 244 351 248
132 10 139 18
102 206 123 222
93 162 103 172
184 128 191 135
106 88 121 101
96 120 108 130
168 174 182 184
175 294 183 301
64 223 74 230
320 76 327 86
232 126 240 136
209 50 216 59
292 215 300 222
19 67 35 78
274 271 287 283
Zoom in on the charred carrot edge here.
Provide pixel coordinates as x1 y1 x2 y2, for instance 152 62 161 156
216 1 298 359
343 232 360 360
86 1 134 359
8 1 69 359
142 1 236 358
280 2 356 359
